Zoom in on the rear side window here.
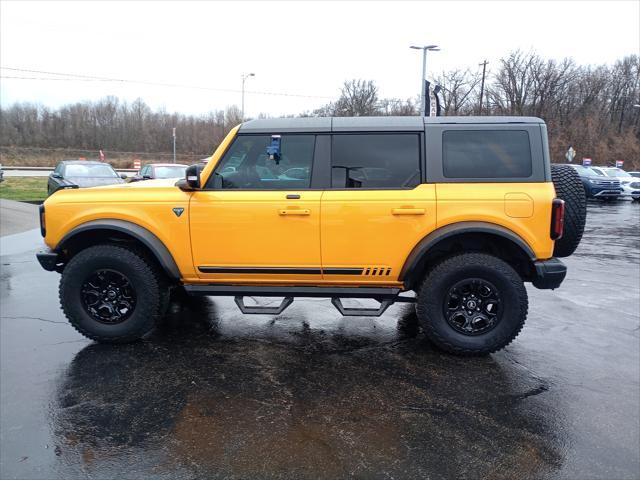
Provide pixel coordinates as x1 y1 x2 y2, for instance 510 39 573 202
442 130 532 178
331 134 420 188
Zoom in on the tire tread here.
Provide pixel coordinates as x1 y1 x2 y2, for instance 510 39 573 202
551 164 587 258
417 253 528 356
59 244 164 343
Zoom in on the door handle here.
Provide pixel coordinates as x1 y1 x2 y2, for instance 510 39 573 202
279 209 311 216
392 208 425 215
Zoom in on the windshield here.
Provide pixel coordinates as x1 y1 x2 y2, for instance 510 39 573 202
604 168 631 178
571 165 599 176
154 166 187 178
64 164 118 178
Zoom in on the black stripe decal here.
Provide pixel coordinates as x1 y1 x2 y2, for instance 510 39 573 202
199 267 321 274
200 267 367 275
323 268 365 275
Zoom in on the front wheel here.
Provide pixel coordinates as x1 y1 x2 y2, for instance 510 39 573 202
59 244 167 343
416 253 528 356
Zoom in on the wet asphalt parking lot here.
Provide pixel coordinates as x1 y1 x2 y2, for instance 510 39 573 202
0 201 638 480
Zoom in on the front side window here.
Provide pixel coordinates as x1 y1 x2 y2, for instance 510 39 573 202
211 135 315 189
331 134 420 189
442 130 532 178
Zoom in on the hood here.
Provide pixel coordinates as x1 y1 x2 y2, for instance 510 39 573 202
117 178 181 189
67 177 125 188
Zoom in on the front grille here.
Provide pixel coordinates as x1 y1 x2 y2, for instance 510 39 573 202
592 179 620 187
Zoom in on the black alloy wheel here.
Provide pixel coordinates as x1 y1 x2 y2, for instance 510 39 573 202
444 278 501 335
80 269 137 324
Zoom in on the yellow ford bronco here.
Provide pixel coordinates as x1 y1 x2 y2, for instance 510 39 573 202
37 116 586 355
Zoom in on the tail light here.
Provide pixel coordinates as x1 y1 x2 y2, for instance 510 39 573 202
39 204 46 237
550 199 565 240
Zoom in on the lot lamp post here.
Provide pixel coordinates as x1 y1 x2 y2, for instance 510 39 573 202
241 73 255 121
410 45 440 116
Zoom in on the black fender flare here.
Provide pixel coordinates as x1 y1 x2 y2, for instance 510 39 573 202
399 221 536 286
56 219 181 281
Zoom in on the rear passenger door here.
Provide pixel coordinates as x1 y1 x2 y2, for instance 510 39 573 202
320 133 436 284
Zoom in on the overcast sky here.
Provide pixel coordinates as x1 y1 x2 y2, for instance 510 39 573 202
1 0 638 117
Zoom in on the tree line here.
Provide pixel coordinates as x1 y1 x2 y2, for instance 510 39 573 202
1 51 638 168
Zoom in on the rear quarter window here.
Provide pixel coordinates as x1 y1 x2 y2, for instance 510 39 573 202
442 130 532 178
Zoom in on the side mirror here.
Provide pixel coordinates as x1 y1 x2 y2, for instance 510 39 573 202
177 164 203 191
120 173 127 179
51 172 62 179
142 174 152 180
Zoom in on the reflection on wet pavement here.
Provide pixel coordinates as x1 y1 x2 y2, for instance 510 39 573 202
1 201 638 479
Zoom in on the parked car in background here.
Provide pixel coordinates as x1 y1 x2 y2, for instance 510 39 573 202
566 164 622 201
590 167 640 201
128 163 188 183
48 160 126 196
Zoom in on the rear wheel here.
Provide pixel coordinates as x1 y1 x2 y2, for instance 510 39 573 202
550 164 587 257
59 244 167 343
416 253 528 356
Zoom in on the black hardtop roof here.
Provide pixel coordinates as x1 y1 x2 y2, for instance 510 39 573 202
239 116 545 133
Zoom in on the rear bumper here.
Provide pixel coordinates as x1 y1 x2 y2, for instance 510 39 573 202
36 249 64 273
532 258 567 290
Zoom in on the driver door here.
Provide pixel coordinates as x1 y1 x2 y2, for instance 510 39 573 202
190 133 323 284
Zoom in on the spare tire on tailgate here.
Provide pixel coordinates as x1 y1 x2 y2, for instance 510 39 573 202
550 164 587 257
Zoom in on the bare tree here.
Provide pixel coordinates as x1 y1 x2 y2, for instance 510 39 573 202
436 69 480 115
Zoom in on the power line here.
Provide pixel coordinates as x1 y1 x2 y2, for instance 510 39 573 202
0 145 207 157
1 75 105 82
0 67 334 100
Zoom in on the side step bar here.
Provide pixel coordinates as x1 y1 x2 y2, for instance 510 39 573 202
183 284 414 317
234 296 293 315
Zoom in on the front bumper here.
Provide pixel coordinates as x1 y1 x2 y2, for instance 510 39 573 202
36 249 64 273
532 258 567 290
590 188 622 198
620 185 640 198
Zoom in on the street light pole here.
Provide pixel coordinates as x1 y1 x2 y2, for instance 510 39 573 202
172 127 176 164
241 73 255 121
410 45 440 116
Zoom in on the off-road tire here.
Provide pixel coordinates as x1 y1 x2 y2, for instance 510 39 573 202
59 244 166 343
416 253 528 356
551 164 587 257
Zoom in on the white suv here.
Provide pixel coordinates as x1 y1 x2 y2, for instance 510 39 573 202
590 167 640 201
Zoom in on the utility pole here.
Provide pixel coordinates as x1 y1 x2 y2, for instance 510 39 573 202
410 45 440 115
172 127 176 164
241 72 255 121
478 60 488 115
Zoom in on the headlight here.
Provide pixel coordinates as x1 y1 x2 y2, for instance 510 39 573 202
621 180 630 185
588 179 598 184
